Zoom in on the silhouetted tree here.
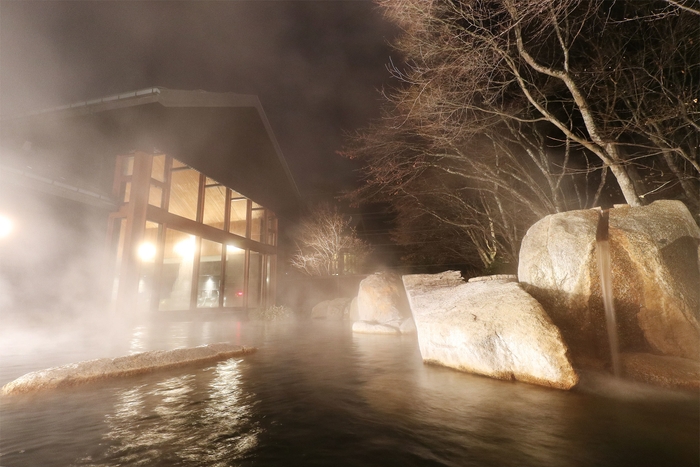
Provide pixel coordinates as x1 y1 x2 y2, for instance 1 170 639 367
345 0 699 270
290 204 371 276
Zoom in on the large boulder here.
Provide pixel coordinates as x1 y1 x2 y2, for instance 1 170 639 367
353 272 415 334
402 271 578 390
357 272 407 324
518 200 700 363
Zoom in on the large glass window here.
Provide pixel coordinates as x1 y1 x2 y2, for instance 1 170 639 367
223 245 246 308
111 154 278 312
197 239 222 308
168 168 200 221
137 221 160 308
159 229 196 311
148 184 163 207
203 178 226 230
151 154 166 182
248 251 262 309
229 193 248 237
250 207 265 243
265 211 277 246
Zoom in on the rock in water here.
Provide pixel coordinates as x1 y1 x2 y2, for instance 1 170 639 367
518 200 700 362
1 343 255 396
620 353 700 390
353 272 415 334
357 272 406 324
402 271 578 390
352 321 400 335
311 298 352 320
349 296 360 322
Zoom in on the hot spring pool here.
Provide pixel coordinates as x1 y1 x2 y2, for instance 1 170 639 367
1 316 698 466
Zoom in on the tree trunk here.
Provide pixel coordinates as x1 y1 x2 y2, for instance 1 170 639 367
609 163 643 207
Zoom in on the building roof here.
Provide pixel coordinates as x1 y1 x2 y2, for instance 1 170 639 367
0 87 301 216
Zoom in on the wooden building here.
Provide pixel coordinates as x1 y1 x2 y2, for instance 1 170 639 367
0 88 300 312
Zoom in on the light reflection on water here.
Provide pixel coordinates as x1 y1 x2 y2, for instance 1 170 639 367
73 359 257 467
0 318 698 467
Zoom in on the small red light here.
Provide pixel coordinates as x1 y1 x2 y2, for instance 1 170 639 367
236 291 244 297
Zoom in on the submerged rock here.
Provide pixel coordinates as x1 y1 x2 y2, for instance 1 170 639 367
349 296 359 322
311 298 352 320
518 200 700 362
1 343 255 396
352 321 400 335
621 353 700 390
351 318 416 336
403 271 578 390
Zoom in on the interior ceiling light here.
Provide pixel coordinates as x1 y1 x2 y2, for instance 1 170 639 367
138 242 157 262
174 236 196 258
0 215 14 239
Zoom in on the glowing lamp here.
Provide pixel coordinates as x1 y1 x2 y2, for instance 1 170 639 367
138 242 156 261
0 215 13 239
174 236 196 257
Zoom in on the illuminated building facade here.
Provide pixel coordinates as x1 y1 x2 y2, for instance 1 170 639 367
110 152 278 311
1 88 300 312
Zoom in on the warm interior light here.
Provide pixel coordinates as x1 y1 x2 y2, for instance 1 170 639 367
138 242 157 262
174 236 196 257
226 244 244 253
0 215 13 239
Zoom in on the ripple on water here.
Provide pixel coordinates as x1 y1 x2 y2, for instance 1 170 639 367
0 319 698 467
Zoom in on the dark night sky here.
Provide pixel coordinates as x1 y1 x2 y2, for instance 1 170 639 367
0 0 398 201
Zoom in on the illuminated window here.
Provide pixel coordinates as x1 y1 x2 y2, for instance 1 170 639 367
203 178 226 230
248 251 262 308
229 192 248 237
224 245 245 307
168 168 200 221
110 153 279 313
250 207 265 242
265 211 277 246
148 184 162 207
137 221 160 308
151 154 166 182
159 229 196 311
197 239 222 308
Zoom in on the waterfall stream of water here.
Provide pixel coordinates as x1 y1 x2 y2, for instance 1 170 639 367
596 209 621 377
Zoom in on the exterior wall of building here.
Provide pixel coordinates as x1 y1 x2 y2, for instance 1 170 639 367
108 152 277 312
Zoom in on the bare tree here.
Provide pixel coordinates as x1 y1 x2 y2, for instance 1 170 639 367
344 0 699 271
373 0 698 205
290 204 371 276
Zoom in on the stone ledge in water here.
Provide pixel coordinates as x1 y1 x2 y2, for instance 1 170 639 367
351 318 416 335
467 274 517 283
403 271 578 390
1 343 256 396
352 321 400 335
621 352 700 390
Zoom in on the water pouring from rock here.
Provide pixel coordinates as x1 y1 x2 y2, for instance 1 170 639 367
596 209 621 377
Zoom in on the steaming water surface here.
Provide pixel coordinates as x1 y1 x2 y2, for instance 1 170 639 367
1 317 698 467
